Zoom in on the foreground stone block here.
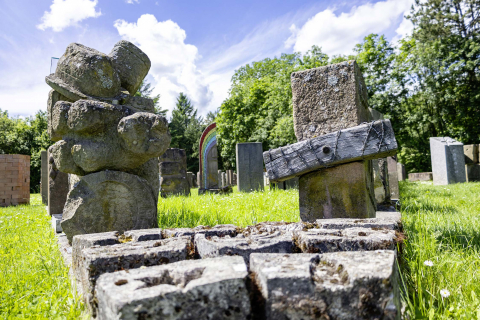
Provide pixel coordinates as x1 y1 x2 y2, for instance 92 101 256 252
61 170 158 242
408 172 433 181
76 237 191 311
195 232 295 263
294 227 397 253
466 164 480 182
315 211 401 231
250 251 399 320
299 161 376 221
163 224 237 239
430 137 466 185
96 256 251 320
236 142 264 192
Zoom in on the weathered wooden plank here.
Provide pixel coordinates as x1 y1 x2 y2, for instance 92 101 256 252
264 120 397 182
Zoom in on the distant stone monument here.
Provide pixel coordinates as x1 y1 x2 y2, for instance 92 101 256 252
430 137 466 185
0 155 30 207
159 148 190 197
291 61 376 219
464 144 480 182
41 151 48 205
46 41 171 242
387 157 400 200
236 143 264 192
397 163 407 181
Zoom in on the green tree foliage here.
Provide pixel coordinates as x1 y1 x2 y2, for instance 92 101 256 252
169 93 204 172
135 80 168 117
0 109 52 192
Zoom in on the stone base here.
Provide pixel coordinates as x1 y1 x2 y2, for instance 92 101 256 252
198 186 233 195
52 214 63 233
466 164 480 182
408 172 433 181
299 161 376 221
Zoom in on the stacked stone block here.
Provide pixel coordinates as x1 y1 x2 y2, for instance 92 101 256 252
159 148 190 197
464 144 480 182
0 155 30 207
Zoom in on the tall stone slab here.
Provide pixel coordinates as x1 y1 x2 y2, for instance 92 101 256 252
464 144 480 182
199 123 219 190
197 172 201 189
236 142 264 192
430 137 466 185
41 151 48 205
291 61 375 220
397 163 406 181
217 170 223 188
186 171 194 188
47 148 69 216
226 169 233 186
387 157 400 200
159 148 190 197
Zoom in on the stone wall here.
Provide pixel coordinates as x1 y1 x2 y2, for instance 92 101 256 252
0 154 30 207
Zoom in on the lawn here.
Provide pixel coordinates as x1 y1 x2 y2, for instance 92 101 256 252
1 183 479 319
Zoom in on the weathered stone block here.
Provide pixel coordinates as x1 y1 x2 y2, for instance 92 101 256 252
387 157 400 199
195 232 295 263
95 256 251 320
299 161 376 221
464 144 479 164
408 172 433 181
160 148 190 197
466 164 480 182
315 211 401 231
124 228 162 242
294 227 397 253
430 137 466 185
47 148 69 216
397 163 406 181
76 237 191 311
61 171 158 243
373 158 390 204
163 224 237 239
236 142 264 192
250 251 399 320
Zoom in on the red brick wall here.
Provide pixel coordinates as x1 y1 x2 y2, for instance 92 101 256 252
0 155 30 207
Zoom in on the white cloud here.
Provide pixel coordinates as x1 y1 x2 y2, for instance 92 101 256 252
114 14 212 117
37 0 101 32
285 0 414 55
393 16 414 42
125 0 140 4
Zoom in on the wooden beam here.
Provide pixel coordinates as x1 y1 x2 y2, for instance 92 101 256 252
264 120 397 182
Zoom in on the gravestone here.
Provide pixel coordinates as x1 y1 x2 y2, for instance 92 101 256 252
397 163 407 181
236 142 264 192
430 137 466 185
408 172 433 181
197 172 201 189
387 157 400 200
217 170 222 188
46 41 171 242
41 151 48 205
0 155 30 207
199 123 219 192
464 144 480 182
186 171 194 188
369 108 390 205
291 61 375 220
221 172 226 188
159 148 190 197
226 169 233 186
48 148 69 233
233 173 237 185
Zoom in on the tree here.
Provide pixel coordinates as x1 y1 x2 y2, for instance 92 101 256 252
169 93 204 172
135 80 168 117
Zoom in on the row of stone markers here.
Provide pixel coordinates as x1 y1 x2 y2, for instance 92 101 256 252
62 211 401 319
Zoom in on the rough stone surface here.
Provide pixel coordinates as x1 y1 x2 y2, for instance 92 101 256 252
408 172 433 181
466 164 480 182
159 148 190 197
109 40 151 95
315 211 401 231
387 157 400 199
95 256 251 320
373 158 390 204
61 171 158 242
464 144 479 164
77 237 191 312
47 148 69 216
195 232 295 264
250 251 399 320
294 227 397 253
41 151 48 204
430 137 466 185
236 142 264 192
124 228 163 242
299 161 376 221
397 163 406 181
163 224 237 239
0 154 30 207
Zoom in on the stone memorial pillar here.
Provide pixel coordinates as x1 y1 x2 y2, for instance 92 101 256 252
221 172 227 189
464 144 480 182
41 151 48 205
236 143 264 192
226 170 233 186
397 163 406 181
218 170 223 188
159 148 190 197
387 157 400 200
430 137 466 185
291 61 375 220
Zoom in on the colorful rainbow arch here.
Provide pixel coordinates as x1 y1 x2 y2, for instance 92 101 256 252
199 123 217 189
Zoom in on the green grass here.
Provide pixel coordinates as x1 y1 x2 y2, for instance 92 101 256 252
400 181 480 319
0 194 84 319
157 186 300 228
2 183 480 318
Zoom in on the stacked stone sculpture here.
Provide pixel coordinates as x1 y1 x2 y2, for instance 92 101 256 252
46 41 171 242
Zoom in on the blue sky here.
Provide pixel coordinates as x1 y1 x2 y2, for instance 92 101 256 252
0 0 414 118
